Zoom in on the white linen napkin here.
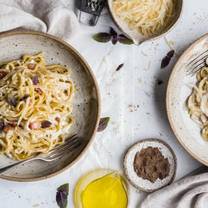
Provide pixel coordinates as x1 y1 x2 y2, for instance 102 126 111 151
140 172 208 208
0 0 79 40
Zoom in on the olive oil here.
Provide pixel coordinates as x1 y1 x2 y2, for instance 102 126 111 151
74 170 128 208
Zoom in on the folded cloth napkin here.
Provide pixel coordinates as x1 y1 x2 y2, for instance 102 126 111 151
0 0 79 40
140 172 208 208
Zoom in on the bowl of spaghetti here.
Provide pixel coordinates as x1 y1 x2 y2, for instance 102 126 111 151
108 0 183 44
0 31 100 181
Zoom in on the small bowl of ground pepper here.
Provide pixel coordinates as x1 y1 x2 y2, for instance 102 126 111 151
123 139 177 192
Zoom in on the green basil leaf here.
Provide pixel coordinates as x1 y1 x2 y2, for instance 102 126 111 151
118 34 134 45
93 33 111 43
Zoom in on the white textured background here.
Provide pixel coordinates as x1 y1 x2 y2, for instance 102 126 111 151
1 0 208 207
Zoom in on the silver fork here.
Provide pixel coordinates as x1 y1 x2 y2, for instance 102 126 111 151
186 49 208 76
0 135 81 175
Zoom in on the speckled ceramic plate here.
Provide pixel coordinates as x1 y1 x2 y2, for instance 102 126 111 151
0 31 100 181
167 34 208 166
123 139 176 192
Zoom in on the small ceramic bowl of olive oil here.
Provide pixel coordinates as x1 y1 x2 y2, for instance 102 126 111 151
74 169 128 208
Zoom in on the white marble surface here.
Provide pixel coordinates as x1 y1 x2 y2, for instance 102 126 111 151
1 0 208 207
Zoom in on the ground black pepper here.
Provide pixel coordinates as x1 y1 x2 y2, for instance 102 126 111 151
134 147 170 183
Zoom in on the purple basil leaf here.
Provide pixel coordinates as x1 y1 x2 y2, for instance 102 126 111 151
167 50 175 58
111 35 118 45
93 33 111 43
6 96 18 107
0 121 4 132
109 27 118 45
116 63 124 71
0 71 8 79
41 120 52 128
56 183 69 208
32 75 39 85
118 34 134 45
97 117 110 132
109 27 117 37
161 50 175 68
20 94 29 101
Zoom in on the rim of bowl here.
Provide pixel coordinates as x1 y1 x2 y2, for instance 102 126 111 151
123 138 177 192
0 30 101 182
166 33 208 167
107 0 183 44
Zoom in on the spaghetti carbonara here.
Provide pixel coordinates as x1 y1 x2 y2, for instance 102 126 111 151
187 67 208 140
0 53 74 160
112 0 176 37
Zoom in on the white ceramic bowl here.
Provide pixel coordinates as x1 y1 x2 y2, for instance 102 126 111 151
0 31 100 181
107 0 183 44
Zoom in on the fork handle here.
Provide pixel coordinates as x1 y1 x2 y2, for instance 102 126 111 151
0 159 31 175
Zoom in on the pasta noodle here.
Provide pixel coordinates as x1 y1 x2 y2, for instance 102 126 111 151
0 53 74 160
187 66 208 140
112 0 176 37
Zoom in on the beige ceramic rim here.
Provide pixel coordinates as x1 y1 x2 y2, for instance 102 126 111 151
0 30 101 182
166 33 208 166
107 0 183 44
123 138 177 192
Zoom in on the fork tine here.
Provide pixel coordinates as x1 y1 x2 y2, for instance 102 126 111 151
48 140 82 159
186 49 208 76
187 49 208 66
47 155 63 161
188 56 207 69
47 137 82 159
50 134 77 153
187 62 205 76
52 137 80 154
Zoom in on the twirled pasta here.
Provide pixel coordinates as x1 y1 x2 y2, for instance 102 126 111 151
187 67 208 140
113 0 176 37
0 53 74 160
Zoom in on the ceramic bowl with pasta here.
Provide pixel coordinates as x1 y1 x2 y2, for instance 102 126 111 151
108 0 183 44
0 31 100 181
167 34 208 166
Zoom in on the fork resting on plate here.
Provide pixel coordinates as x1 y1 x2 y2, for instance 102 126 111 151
0 135 81 175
